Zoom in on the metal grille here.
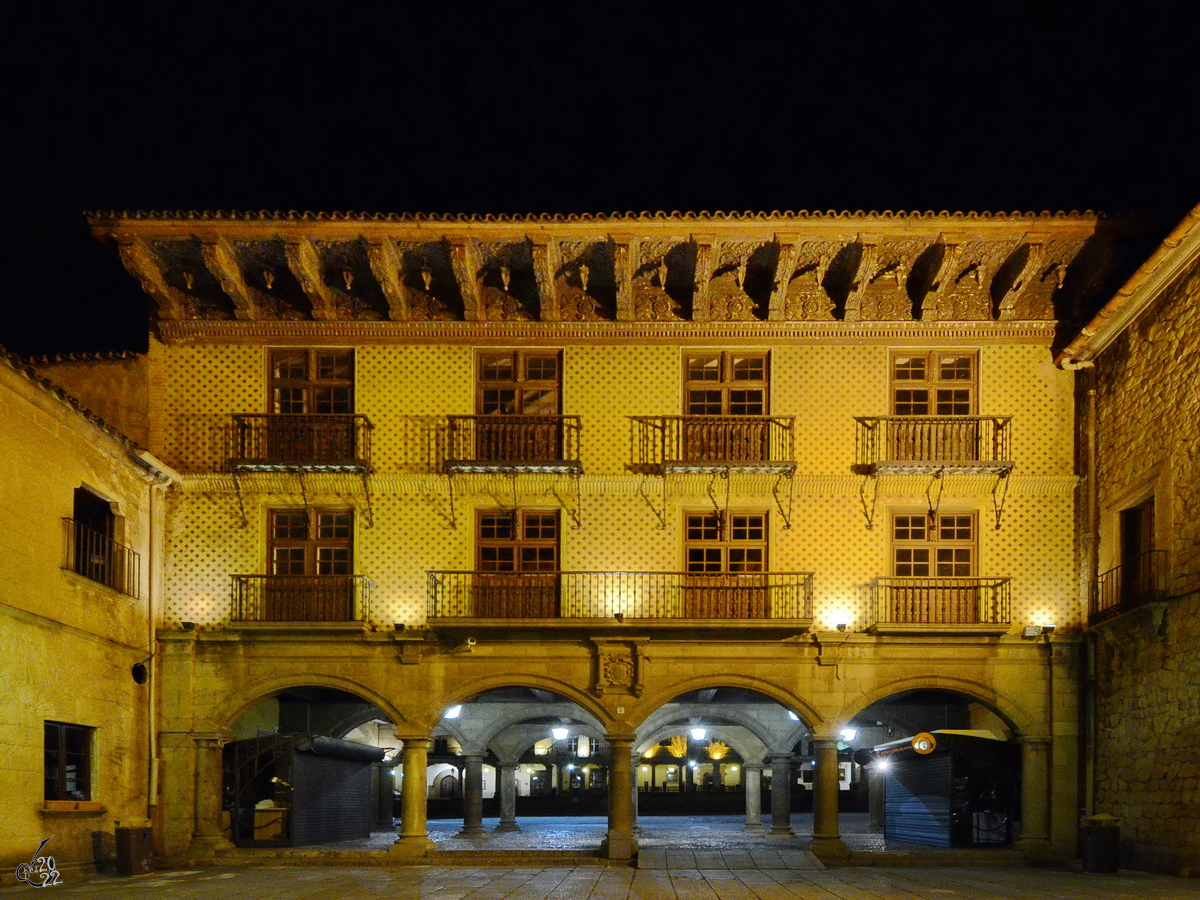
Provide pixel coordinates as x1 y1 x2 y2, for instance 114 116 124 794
445 415 581 472
228 414 372 470
631 416 795 472
854 416 1012 472
230 574 374 621
428 570 813 619
869 577 1011 626
1089 550 1165 624
61 518 139 598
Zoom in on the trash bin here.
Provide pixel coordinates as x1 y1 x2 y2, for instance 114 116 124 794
114 818 153 876
1080 813 1120 874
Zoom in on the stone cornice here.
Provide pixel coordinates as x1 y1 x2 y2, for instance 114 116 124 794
92 210 1135 331
179 471 1079 498
157 318 1059 345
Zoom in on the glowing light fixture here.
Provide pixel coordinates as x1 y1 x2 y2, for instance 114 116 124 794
840 728 857 742
788 711 799 721
690 727 707 740
552 727 569 740
445 705 462 719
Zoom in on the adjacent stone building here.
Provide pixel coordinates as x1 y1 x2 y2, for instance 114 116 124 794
1056 205 1200 874
0 350 174 880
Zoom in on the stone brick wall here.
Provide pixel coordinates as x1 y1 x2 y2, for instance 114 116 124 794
1091 256 1200 874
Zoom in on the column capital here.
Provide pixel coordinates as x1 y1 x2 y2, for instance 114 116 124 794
605 733 637 747
395 734 433 749
810 732 843 744
1016 735 1052 749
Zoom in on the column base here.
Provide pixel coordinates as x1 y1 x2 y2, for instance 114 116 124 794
189 835 235 856
389 835 437 857
769 823 795 837
600 833 638 860
494 821 521 832
809 836 848 858
743 822 765 834
1016 836 1053 863
455 824 488 838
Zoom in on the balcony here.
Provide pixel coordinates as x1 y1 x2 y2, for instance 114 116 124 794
428 571 814 622
444 415 582 474
853 416 1013 475
230 575 374 622
62 519 139 597
631 416 796 474
1089 550 1166 625
866 576 1011 634
228 414 373 472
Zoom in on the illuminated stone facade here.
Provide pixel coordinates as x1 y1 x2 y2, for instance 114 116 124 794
4 207 1192 875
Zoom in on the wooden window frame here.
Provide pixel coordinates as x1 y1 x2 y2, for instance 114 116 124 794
890 510 976 578
683 510 769 574
683 351 770 416
475 509 560 573
889 350 977 416
44 721 93 802
476 350 562 416
268 348 355 415
268 508 354 576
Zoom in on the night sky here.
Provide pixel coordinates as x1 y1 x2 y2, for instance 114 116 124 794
5 2 1199 356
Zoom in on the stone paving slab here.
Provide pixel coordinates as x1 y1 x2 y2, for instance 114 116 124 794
639 848 823 870
3 865 1196 899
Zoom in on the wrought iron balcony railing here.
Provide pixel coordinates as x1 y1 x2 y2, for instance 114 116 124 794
228 414 373 471
1089 550 1166 625
62 518 139 597
428 570 814 620
231 574 374 622
853 416 1013 474
444 415 582 473
868 577 1011 627
631 416 796 473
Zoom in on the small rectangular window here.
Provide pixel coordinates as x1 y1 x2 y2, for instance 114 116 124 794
890 350 977 416
892 512 976 577
269 348 355 414
684 351 769 416
44 721 93 801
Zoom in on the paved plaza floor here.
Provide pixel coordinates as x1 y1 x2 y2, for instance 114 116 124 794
3 864 1196 899
4 815 1196 898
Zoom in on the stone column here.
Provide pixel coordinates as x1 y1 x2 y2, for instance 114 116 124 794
810 734 846 855
1017 737 1052 860
457 752 487 837
390 738 436 857
767 753 794 836
743 763 764 833
191 734 234 854
600 734 637 859
495 763 520 832
631 750 641 834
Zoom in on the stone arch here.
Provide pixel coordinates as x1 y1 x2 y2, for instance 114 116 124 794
433 673 612 726
630 674 826 731
837 673 1038 738
215 672 408 735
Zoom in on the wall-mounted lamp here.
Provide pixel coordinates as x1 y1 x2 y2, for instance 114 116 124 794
787 711 800 721
180 621 196 631
445 705 462 719
131 656 152 684
1021 625 1056 639
690 727 707 741
836 623 849 632
840 728 857 742
552 727 569 741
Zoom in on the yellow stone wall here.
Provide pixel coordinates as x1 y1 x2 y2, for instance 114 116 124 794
0 360 157 880
149 334 1080 633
